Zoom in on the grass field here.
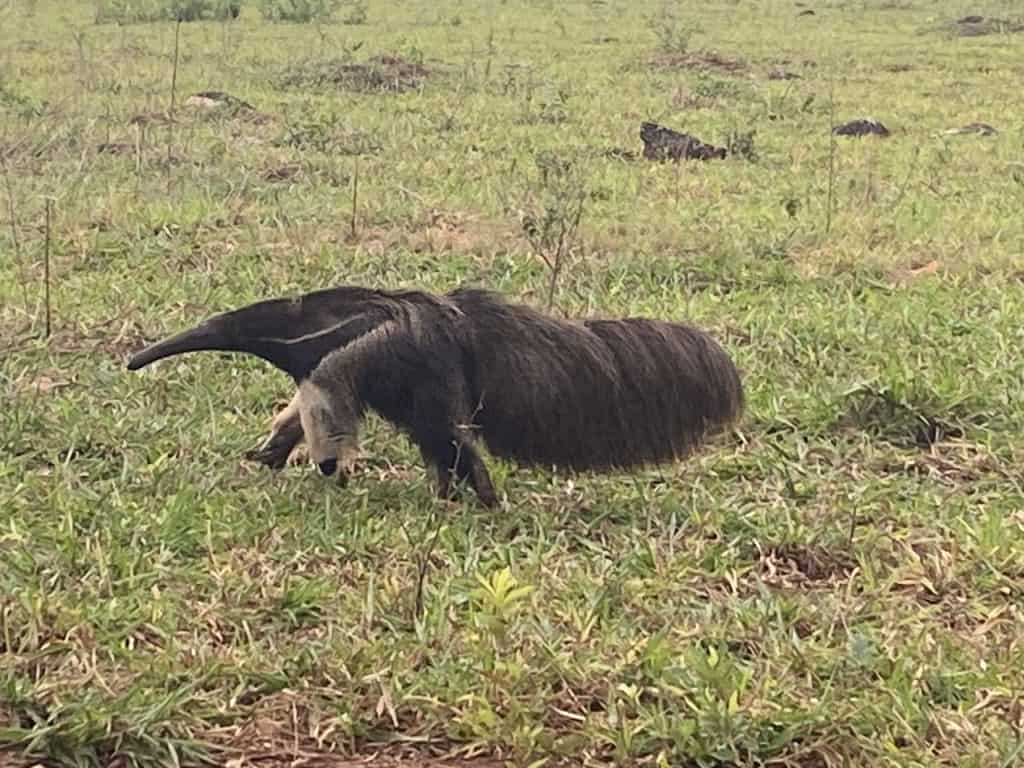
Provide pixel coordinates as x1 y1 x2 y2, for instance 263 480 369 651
2 0 1024 766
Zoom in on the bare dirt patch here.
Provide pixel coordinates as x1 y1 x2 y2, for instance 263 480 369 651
650 50 747 74
259 162 349 188
208 752 506 768
186 90 270 124
201 690 508 768
261 163 304 183
3 743 505 768
415 210 497 253
48 320 151 361
345 210 514 258
128 110 174 128
96 141 136 156
186 90 253 111
0 748 35 768
278 55 430 94
833 385 964 449
947 15 1024 37
767 68 802 80
601 147 639 161
873 443 1015 486
274 122 381 155
0 132 74 169
759 543 856 587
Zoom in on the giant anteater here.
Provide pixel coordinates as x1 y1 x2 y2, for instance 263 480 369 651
127 285 744 506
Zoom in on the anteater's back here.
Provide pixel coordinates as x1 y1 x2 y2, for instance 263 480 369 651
448 288 743 471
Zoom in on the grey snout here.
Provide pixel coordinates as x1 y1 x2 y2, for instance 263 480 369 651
318 458 338 476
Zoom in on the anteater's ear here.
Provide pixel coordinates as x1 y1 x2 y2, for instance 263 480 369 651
126 288 394 382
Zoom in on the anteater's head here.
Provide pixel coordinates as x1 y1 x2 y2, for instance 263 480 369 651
297 379 359 480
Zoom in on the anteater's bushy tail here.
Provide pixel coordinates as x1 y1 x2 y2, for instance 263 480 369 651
449 288 744 472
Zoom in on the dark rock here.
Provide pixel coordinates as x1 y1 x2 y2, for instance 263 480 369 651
640 121 727 161
943 122 998 136
186 91 255 111
833 118 890 138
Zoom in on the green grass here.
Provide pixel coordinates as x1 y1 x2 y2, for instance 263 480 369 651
2 1 1024 766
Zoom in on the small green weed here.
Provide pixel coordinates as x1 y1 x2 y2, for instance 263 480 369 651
647 1 697 55
94 0 239 23
257 0 341 23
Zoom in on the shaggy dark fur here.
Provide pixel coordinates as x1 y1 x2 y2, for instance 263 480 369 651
128 285 745 506
448 288 743 471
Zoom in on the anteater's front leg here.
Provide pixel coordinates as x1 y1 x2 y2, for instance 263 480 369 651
245 390 306 469
418 432 498 508
457 440 498 508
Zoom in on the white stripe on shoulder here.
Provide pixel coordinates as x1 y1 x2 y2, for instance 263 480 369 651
257 316 379 346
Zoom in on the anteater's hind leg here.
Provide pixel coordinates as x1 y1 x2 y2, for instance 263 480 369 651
245 390 306 469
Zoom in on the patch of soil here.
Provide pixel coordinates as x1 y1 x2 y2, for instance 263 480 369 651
278 55 430 94
833 118 890 137
892 259 941 281
203 690 508 768
640 120 727 161
207 752 506 768
760 543 855 586
405 210 514 256
0 142 17 160
0 746 31 768
95 140 189 167
949 15 1024 36
186 90 269 123
833 385 964 449
274 124 381 156
189 91 245 109
875 443 1012 486
128 111 173 127
261 163 304 183
49 321 150 360
96 141 136 156
651 50 746 73
601 147 638 161
24 374 72 395
341 210 513 259
59 438 125 465
418 211 482 253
